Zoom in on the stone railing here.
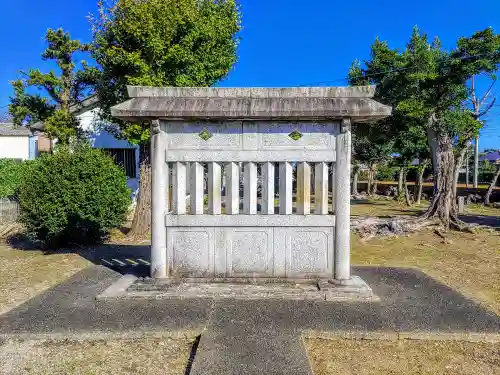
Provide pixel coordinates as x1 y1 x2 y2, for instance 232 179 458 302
111 86 391 282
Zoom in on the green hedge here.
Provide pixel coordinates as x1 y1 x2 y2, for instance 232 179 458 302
0 158 30 198
18 145 131 247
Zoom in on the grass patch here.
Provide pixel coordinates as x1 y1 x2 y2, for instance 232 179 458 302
0 336 194 375
305 338 500 375
350 199 500 314
0 245 91 315
350 198 500 218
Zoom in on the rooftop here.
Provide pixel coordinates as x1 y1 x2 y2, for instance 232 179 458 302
0 123 32 136
111 85 392 123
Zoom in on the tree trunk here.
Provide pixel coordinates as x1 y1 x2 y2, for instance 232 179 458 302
398 167 404 197
485 166 500 205
421 129 464 229
368 164 377 195
416 162 427 205
367 168 373 196
352 167 359 195
372 179 378 195
128 143 152 238
465 149 470 188
403 167 412 206
453 146 467 199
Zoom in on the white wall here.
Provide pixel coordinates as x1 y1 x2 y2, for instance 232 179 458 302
77 108 141 200
0 136 30 160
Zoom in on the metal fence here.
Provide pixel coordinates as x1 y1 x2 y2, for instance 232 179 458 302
0 198 20 223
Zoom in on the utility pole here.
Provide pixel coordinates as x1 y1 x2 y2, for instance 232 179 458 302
473 136 479 188
470 75 496 189
466 146 470 187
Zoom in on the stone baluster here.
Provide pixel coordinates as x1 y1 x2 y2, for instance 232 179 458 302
261 162 275 215
225 162 240 214
296 162 311 214
208 162 222 215
331 163 336 214
279 162 293 214
314 162 329 215
190 162 204 215
243 162 257 214
173 162 187 214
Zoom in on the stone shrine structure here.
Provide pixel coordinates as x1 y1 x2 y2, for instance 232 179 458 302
111 86 391 285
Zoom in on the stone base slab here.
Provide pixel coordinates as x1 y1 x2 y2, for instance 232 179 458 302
97 275 378 302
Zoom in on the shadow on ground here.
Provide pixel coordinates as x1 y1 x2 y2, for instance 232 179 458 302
460 214 500 229
6 233 151 277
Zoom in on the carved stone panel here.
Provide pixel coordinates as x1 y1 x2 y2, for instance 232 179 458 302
168 229 214 277
285 228 334 278
227 228 273 276
164 121 243 150
257 122 336 150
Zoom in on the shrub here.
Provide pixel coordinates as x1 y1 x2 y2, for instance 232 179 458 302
0 158 29 198
18 145 131 247
376 165 398 182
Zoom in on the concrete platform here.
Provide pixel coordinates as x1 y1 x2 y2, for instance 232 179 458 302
97 275 378 302
2 265 499 375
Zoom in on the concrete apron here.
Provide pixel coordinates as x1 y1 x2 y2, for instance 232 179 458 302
96 274 378 302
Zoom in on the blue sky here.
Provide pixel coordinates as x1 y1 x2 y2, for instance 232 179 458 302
1 0 499 150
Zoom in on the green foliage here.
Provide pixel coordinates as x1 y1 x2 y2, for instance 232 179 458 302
352 122 395 168
376 164 398 181
0 159 30 198
9 28 94 143
349 26 500 142
480 159 497 174
17 145 131 247
88 0 242 146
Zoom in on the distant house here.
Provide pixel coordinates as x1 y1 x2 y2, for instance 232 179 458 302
479 151 500 165
31 96 141 198
0 123 37 161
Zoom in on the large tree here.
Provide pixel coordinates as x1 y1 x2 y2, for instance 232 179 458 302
89 0 241 237
9 29 94 143
352 121 395 196
349 27 500 229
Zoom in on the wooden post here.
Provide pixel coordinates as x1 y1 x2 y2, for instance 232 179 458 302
458 196 465 214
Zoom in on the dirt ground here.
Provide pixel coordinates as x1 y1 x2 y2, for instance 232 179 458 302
305 338 500 375
0 245 91 315
350 199 500 315
0 336 194 375
307 199 500 375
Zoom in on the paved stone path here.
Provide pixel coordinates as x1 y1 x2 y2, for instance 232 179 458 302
1 265 499 374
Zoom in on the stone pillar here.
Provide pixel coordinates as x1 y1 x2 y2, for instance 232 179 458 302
151 120 168 278
334 118 351 281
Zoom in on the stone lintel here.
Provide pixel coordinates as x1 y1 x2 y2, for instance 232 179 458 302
127 85 377 99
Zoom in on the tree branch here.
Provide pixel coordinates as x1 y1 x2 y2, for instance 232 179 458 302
478 97 497 118
479 78 497 108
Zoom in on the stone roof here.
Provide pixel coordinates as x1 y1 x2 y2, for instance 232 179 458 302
0 123 32 136
111 86 392 123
